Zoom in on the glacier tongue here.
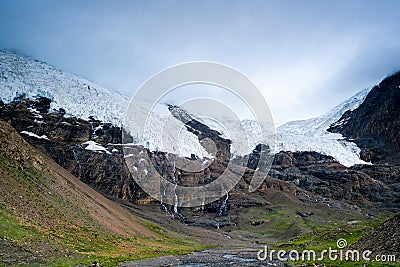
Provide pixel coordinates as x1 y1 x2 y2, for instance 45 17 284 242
124 101 214 159
275 88 372 167
0 49 129 126
277 87 371 135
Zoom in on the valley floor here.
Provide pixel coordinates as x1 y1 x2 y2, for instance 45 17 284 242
116 248 280 267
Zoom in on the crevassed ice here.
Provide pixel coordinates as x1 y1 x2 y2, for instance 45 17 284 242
275 88 372 167
141 103 213 158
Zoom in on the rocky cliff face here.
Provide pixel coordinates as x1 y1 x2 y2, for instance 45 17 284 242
2 51 399 249
329 72 400 164
0 96 139 200
1 96 399 223
270 152 400 211
2 95 400 247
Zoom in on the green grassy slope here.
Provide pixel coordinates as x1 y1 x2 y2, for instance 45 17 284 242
0 120 202 267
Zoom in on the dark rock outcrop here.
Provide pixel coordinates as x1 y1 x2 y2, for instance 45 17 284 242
1 96 399 225
269 151 400 211
0 97 137 200
329 71 400 164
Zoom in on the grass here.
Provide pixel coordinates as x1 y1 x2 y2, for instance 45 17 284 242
0 153 204 266
0 206 205 267
275 219 382 252
229 197 368 243
272 217 398 266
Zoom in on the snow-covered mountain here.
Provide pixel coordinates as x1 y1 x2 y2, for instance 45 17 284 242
124 102 214 158
0 49 372 166
137 87 372 167
275 88 371 166
0 49 129 125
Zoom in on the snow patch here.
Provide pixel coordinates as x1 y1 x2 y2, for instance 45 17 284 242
20 131 49 140
33 119 45 124
82 141 110 154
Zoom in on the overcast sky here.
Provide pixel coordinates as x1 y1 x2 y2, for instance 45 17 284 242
1 0 400 125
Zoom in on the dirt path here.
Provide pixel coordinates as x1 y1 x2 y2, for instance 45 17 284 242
117 248 283 267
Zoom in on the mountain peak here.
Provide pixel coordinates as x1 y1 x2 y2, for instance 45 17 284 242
328 71 400 164
0 49 129 125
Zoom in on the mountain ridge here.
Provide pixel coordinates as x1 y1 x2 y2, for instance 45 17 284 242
329 71 400 164
1 49 371 166
0 49 129 125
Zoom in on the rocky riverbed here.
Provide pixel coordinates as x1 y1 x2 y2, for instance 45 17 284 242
117 248 282 267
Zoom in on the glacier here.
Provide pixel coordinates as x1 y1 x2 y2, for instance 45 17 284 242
275 88 372 166
0 49 372 166
0 49 129 125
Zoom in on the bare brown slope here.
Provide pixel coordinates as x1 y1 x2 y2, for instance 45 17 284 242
0 119 154 238
0 119 206 266
350 213 400 261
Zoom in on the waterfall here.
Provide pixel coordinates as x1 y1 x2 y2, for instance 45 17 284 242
86 153 94 163
160 178 170 215
159 157 184 221
172 159 182 218
218 190 229 216
72 149 82 169
128 181 136 202
89 121 96 139
173 183 179 215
